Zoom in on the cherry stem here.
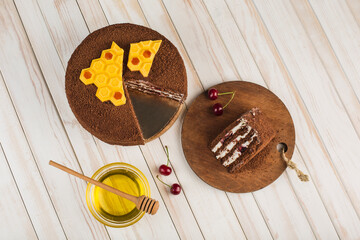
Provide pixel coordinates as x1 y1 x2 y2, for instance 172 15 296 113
165 146 170 166
156 175 171 188
223 91 236 109
218 91 233 96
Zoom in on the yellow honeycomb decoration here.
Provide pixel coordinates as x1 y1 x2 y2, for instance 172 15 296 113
79 42 126 106
127 40 162 77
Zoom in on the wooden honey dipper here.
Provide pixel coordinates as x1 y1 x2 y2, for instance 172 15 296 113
49 161 159 215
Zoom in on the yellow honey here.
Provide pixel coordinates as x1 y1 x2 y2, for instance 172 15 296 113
127 40 162 77
79 42 126 106
91 168 146 222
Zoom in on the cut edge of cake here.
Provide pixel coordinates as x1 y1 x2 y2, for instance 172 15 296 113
125 79 185 102
209 108 276 173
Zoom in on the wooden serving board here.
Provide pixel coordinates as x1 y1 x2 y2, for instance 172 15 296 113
181 81 295 193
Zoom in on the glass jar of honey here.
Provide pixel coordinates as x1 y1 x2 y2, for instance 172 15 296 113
86 162 150 227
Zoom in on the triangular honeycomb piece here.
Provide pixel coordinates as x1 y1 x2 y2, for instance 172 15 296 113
127 40 162 77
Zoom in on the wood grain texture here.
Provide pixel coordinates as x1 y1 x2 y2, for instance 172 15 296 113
13 0 180 238
1 0 360 238
308 0 360 102
165 0 315 238
139 0 270 237
0 146 37 239
0 1 110 238
0 74 66 239
97 0 246 239
345 0 360 26
182 81 295 192
253 0 360 232
289 0 360 135
203 0 339 238
225 0 360 238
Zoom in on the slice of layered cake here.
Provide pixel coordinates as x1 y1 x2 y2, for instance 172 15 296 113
210 108 276 173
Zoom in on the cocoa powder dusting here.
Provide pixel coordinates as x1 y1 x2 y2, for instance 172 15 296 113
65 24 187 145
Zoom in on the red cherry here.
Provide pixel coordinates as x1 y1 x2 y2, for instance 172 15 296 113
159 164 172 176
211 91 236 116
156 175 182 195
208 88 218 100
170 184 182 195
158 146 172 176
213 103 223 116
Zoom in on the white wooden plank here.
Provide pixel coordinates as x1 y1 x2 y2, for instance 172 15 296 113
225 192 272 240
345 0 360 26
0 1 110 238
151 0 240 89
162 0 319 238
37 0 89 64
13 0 105 175
3 0 358 238
0 146 37 239
289 0 360 135
0 74 66 239
253 0 360 218
99 0 146 27
308 0 360 102
202 1 339 239
14 0 180 238
76 0 108 31
286 149 340 240
226 0 360 238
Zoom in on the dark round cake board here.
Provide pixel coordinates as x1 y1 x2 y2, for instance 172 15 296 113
128 89 183 143
181 81 295 193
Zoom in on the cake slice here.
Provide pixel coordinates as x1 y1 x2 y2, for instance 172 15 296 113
209 108 276 173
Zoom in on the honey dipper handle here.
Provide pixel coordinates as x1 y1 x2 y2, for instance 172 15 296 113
49 160 138 203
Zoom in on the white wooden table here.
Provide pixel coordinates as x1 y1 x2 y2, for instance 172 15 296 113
1 0 360 239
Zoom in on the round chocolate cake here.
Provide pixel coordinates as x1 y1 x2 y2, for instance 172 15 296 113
66 24 187 145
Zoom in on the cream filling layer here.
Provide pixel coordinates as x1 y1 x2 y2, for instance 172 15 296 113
211 118 247 153
126 80 184 102
222 132 258 167
215 126 251 159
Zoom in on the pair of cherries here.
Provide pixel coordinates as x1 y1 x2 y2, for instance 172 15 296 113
208 88 236 116
157 146 181 195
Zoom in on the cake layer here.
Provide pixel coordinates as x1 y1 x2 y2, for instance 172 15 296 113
213 124 252 158
219 128 259 165
210 108 276 173
125 79 184 102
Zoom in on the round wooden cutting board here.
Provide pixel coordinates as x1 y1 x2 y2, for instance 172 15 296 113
181 81 295 193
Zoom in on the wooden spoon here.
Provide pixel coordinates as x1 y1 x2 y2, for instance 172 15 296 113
49 160 159 215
